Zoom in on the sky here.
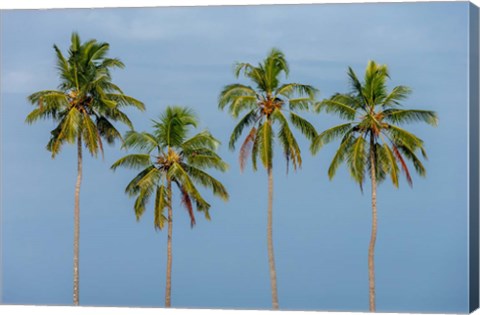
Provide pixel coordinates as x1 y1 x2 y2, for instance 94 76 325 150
0 2 474 313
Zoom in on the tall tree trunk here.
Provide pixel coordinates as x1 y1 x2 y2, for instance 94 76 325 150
267 167 279 310
73 135 82 306
165 178 173 308
368 137 378 312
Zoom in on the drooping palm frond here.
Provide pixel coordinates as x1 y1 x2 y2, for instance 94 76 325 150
311 123 353 153
229 109 259 150
382 109 438 126
289 112 317 141
111 154 152 171
123 131 159 153
315 94 357 120
154 185 169 230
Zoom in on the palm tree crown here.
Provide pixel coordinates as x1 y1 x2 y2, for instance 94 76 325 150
26 32 145 157
25 32 144 306
111 106 229 228
311 60 438 312
219 48 318 310
219 48 318 171
311 60 438 188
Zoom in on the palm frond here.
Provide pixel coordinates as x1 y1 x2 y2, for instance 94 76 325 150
229 109 259 150
382 109 438 126
289 112 317 141
181 164 229 201
327 131 356 179
48 107 82 157
259 120 273 169
239 127 257 172
276 83 317 99
123 131 159 153
82 113 101 157
381 85 412 107
154 106 198 147
133 185 155 221
125 166 161 197
348 135 367 186
111 154 152 171
316 95 357 120
182 130 220 151
154 185 168 230
311 123 353 154
218 83 257 111
273 110 302 171
392 144 413 186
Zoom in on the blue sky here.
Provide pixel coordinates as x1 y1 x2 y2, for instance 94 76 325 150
0 2 472 312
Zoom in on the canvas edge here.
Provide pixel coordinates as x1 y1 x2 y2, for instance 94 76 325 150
469 2 480 314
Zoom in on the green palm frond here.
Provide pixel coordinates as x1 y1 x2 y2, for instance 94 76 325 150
382 109 438 126
287 97 313 111
396 144 426 176
154 106 198 147
218 83 256 111
229 109 259 150
111 154 152 171
184 149 228 172
125 166 160 197
48 107 82 157
181 164 229 201
311 123 353 153
276 83 317 99
327 131 355 180
124 131 159 153
168 162 211 212
251 123 263 171
381 143 400 187
96 116 123 145
134 185 155 221
82 113 101 157
182 130 220 151
381 86 412 107
384 125 424 150
289 112 317 141
273 110 302 171
315 95 357 120
348 136 367 186
154 185 168 230
260 121 273 169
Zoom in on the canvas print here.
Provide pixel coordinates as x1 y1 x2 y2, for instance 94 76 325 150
0 1 479 314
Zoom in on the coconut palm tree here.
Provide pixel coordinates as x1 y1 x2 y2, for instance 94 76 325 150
219 48 317 309
111 106 229 307
25 32 145 305
311 60 438 312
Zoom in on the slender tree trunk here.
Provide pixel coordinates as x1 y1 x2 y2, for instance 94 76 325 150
267 167 279 310
73 135 82 306
165 178 173 308
368 137 378 312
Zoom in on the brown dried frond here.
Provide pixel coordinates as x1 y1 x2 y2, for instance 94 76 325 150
239 127 257 172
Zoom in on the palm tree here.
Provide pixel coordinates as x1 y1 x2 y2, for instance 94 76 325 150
111 106 229 307
311 60 438 312
219 48 317 310
25 32 145 305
